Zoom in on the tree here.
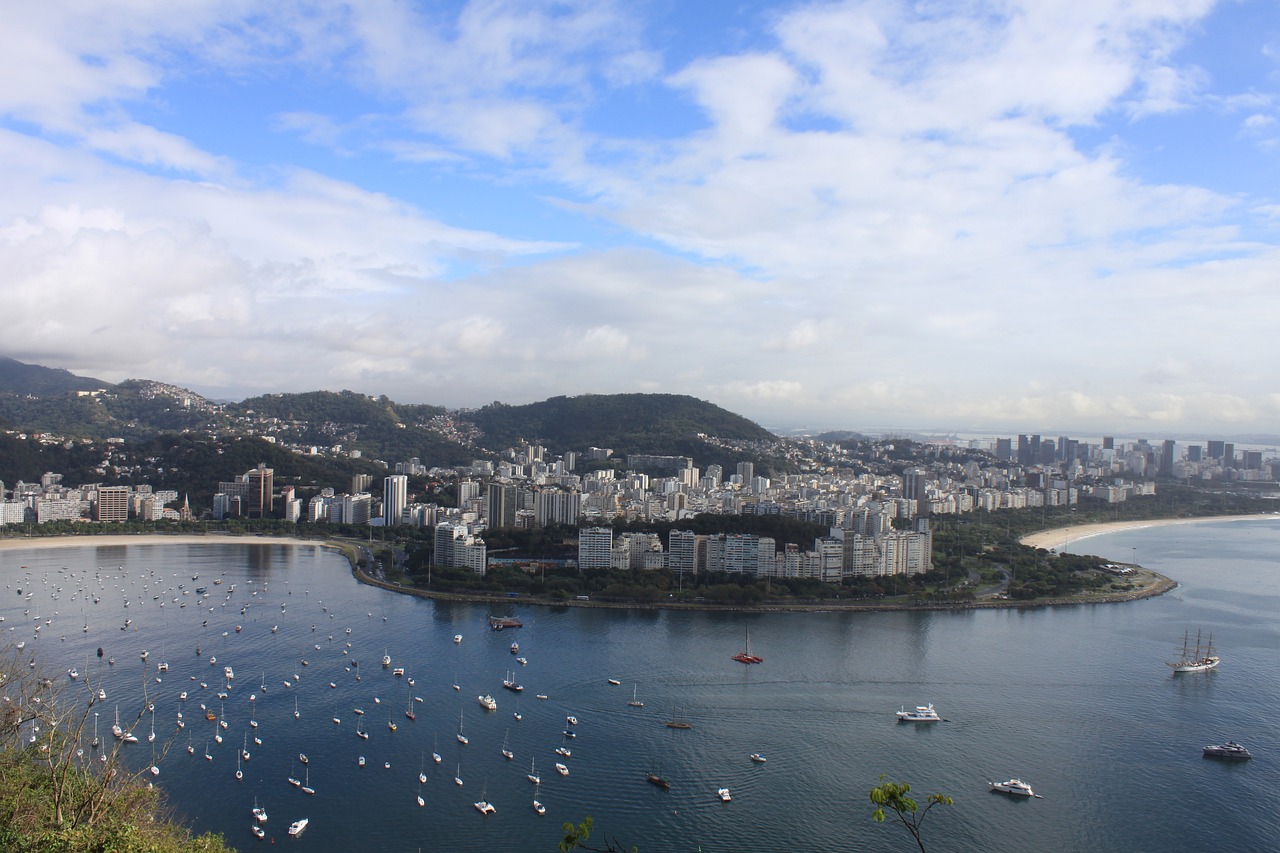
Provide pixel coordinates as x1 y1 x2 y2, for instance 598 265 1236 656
559 815 636 853
869 775 953 853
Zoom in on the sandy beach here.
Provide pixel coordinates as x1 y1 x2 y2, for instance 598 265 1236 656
1019 513 1278 552
0 533 327 552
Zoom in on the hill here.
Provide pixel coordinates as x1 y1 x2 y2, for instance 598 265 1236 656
0 357 112 396
467 393 772 449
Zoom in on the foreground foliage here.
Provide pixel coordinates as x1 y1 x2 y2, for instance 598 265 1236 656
870 776 953 852
0 647 235 853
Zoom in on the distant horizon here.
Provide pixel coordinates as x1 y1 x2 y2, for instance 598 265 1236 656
7 352 1278 448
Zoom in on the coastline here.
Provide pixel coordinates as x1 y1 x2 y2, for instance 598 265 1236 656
0 533 329 552
1019 513 1277 552
0 526 1193 613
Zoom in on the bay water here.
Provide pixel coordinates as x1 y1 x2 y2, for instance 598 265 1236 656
2 519 1278 852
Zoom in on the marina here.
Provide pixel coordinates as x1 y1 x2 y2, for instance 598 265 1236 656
0 522 1277 851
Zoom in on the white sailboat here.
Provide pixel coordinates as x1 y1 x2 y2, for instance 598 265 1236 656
527 757 540 785
501 729 514 760
456 710 469 745
1169 628 1220 673
627 684 644 707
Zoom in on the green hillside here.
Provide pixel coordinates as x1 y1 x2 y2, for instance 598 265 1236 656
0 357 111 395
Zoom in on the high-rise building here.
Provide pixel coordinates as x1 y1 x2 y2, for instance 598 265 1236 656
383 475 408 526
486 482 518 529
736 462 755 485
1223 443 1235 467
1102 436 1115 451
96 486 129 523
995 438 1012 461
578 527 613 570
247 464 273 519
1159 440 1175 477
1187 445 1203 463
668 529 698 577
1207 440 1225 460
352 473 373 495
903 468 929 516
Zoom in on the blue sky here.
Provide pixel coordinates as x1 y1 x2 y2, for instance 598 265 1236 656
2 0 1279 435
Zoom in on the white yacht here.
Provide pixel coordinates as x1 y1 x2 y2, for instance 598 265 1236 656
717 787 732 802
287 818 309 836
478 694 497 711
990 778 1037 797
896 703 941 723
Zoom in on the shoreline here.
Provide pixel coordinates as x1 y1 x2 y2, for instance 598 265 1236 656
1018 513 1277 551
0 532 330 552
0 528 1186 614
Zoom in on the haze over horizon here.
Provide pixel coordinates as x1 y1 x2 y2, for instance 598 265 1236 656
3 1 1278 435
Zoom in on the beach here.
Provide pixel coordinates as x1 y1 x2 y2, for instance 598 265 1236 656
1019 513 1278 552
0 533 325 552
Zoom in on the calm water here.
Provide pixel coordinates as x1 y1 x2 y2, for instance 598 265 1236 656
2 521 1279 853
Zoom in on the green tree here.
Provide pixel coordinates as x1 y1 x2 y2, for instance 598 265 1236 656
870 776 953 853
559 815 636 853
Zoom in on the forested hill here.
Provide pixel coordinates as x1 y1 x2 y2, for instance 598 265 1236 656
0 357 112 395
466 393 775 454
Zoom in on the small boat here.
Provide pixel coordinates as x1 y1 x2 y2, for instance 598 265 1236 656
251 825 265 839
473 799 495 815
555 762 569 776
252 800 268 823
502 671 523 692
299 753 308 764
287 818 308 837
535 694 549 700
510 642 520 654
750 753 767 763
566 715 578 726
555 747 571 758
453 634 463 644
382 650 391 668
478 694 497 711
392 667 405 677
627 685 644 707
457 710 469 745
301 768 314 795
990 778 1039 797
562 729 576 739
607 678 621 685
896 704 942 723
1170 629 1220 673
527 757 540 784
1203 741 1253 760
455 762 464 786
358 755 366 767
533 797 545 815
717 787 732 802
501 730 514 760
646 772 671 790
489 616 523 630
665 704 692 730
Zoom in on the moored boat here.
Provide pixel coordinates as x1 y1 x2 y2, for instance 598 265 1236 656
1203 740 1252 760
896 703 941 723
990 778 1038 797
287 818 308 837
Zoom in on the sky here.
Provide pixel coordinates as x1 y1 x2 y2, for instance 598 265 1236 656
2 0 1279 436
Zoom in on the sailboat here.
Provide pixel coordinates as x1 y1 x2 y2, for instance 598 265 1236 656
405 692 416 722
236 752 243 780
454 762 464 786
293 696 300 720
1169 628 1220 672
147 707 156 743
456 710 469 745
732 628 764 664
432 734 442 764
417 754 426 806
627 685 644 707
473 784 496 815
501 729 514 760
665 703 693 729
513 695 522 721
527 757 540 785
356 718 368 740
301 767 315 795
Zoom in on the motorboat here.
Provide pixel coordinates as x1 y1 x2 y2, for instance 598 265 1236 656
717 787 732 802
990 778 1038 797
896 703 942 722
555 762 569 776
566 715 578 726
287 818 308 837
750 753 767 763
555 747 571 758
1203 741 1253 760
454 634 463 644
478 694 497 711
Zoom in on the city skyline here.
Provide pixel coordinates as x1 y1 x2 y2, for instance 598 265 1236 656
3 1 1279 435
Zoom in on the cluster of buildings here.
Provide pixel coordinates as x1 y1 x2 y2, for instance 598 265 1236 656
5 430 1276 585
0 472 187 524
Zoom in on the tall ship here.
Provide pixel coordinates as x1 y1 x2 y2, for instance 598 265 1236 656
1169 629 1219 673
489 616 523 630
